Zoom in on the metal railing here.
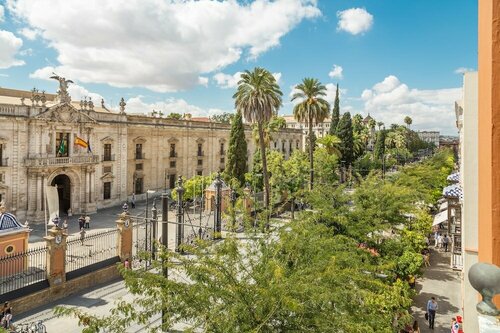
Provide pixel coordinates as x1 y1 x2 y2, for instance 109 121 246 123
65 229 119 273
135 153 146 160
101 154 115 162
24 155 99 167
0 245 48 295
169 152 177 158
0 158 8 167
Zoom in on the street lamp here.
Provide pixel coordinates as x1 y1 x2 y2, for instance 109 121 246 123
145 189 156 261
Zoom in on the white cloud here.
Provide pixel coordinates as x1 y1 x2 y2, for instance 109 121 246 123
337 8 373 35
361 75 461 134
0 5 4 22
289 82 345 106
122 96 230 117
198 76 209 87
8 0 320 92
18 27 38 40
214 70 282 89
328 64 343 79
272 72 282 84
67 83 104 104
0 30 25 68
454 67 475 74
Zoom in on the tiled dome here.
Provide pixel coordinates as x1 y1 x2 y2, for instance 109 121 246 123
0 212 24 232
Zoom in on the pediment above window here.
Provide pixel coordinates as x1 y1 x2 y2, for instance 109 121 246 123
133 136 147 144
100 173 114 181
100 136 114 144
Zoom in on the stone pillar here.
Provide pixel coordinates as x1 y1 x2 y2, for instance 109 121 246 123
478 0 500 307
36 174 42 213
44 226 67 287
116 212 132 262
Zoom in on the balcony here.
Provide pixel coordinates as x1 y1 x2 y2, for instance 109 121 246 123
25 155 99 167
169 151 177 158
135 153 146 160
0 158 8 167
101 154 115 162
220 151 225 156
197 151 204 157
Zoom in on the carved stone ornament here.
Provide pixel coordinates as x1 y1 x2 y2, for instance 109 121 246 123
469 262 500 316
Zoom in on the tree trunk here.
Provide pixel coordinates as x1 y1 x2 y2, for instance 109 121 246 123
258 122 270 217
308 120 314 190
291 196 295 220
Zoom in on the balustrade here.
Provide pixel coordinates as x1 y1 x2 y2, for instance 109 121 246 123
25 154 99 167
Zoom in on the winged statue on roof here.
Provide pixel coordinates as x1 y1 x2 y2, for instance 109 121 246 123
50 72 73 95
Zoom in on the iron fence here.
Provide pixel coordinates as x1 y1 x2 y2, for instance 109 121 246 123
132 217 154 270
0 245 47 295
66 228 119 273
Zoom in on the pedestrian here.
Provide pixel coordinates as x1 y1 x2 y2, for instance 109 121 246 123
443 234 450 252
63 219 68 230
78 215 85 230
131 193 136 209
80 227 86 245
423 252 431 267
437 233 443 250
434 231 439 247
84 214 91 229
1 301 12 329
426 296 438 329
413 320 420 333
408 275 416 288
124 258 130 270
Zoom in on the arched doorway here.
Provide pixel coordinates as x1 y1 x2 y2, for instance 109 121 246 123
52 174 71 216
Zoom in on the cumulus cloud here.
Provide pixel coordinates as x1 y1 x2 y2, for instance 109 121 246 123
361 75 461 134
0 5 4 22
328 64 343 79
67 83 104 104
123 96 230 117
8 0 320 92
0 30 25 68
454 67 475 74
18 27 38 40
198 76 209 87
214 71 281 89
337 8 373 35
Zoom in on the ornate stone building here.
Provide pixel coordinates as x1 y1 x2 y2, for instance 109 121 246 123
0 81 302 222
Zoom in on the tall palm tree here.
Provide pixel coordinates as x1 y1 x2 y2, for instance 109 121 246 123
291 78 330 190
404 116 413 129
234 67 282 212
377 121 384 131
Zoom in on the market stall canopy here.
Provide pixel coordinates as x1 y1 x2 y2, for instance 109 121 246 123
433 209 455 226
447 172 460 183
443 184 463 200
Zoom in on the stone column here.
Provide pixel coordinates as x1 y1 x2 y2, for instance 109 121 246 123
116 212 132 262
36 174 41 213
478 0 500 307
44 226 67 286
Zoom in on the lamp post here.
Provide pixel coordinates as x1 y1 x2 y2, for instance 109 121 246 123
151 198 157 260
145 189 156 258
175 176 184 252
213 172 223 239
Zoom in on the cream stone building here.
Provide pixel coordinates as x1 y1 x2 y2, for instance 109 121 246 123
0 80 302 222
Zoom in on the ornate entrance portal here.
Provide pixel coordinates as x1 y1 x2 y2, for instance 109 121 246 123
52 174 71 216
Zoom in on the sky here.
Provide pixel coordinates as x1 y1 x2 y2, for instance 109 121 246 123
0 0 477 135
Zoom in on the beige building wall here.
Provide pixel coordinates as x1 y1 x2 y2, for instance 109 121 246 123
459 71 479 332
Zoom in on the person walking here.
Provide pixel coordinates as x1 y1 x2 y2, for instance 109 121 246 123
79 227 86 246
131 193 136 209
78 215 85 230
63 219 68 230
1 301 12 329
443 234 450 252
426 296 438 329
437 233 443 250
84 214 91 229
434 231 439 247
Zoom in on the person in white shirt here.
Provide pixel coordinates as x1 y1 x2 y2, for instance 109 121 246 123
426 297 438 329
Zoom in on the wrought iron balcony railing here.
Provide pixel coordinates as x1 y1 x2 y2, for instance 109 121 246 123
25 155 99 167
101 154 115 162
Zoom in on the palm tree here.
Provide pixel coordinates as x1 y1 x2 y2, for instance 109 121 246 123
404 116 412 129
233 67 282 212
377 121 384 131
291 78 330 190
317 134 342 157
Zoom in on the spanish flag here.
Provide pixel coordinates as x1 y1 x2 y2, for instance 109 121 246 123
75 136 89 149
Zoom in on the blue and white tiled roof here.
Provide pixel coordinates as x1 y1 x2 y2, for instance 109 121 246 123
447 172 460 183
443 184 463 200
0 212 24 232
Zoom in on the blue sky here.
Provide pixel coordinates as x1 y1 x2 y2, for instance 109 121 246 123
0 0 477 134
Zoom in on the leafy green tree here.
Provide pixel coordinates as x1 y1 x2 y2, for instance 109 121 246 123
166 112 183 120
234 67 282 212
291 78 330 190
352 113 364 134
313 147 339 185
211 112 235 124
336 112 354 166
377 121 384 131
374 129 387 160
171 175 213 201
283 151 309 218
404 116 412 129
316 134 342 157
329 83 340 134
225 110 247 185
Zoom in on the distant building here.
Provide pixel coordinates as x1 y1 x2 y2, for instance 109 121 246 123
417 131 440 147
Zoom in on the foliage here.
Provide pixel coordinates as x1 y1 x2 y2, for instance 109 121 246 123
166 112 183 120
404 116 412 128
374 129 387 160
291 77 330 190
225 110 247 185
234 67 283 210
171 174 214 201
329 83 340 135
313 147 339 185
316 134 342 157
336 112 354 166
210 112 235 124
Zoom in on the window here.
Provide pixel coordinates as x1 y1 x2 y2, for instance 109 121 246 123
282 142 285 152
136 163 143 170
103 182 111 200
169 174 176 189
220 158 225 164
169 161 176 168
197 143 203 156
296 141 300 149
135 177 144 194
56 132 70 157
289 141 293 152
135 143 143 159
197 170 203 176
220 143 225 155
170 143 176 157
103 144 112 161
103 166 112 174
0 144 4 166
274 141 277 149
5 245 14 254
197 159 203 166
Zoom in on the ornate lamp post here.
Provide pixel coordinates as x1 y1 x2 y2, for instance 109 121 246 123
213 173 223 239
175 176 184 252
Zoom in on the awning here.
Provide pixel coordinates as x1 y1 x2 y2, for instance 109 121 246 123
443 184 463 200
433 209 455 226
439 201 448 212
447 172 460 183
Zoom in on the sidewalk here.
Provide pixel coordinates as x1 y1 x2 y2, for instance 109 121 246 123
411 248 462 332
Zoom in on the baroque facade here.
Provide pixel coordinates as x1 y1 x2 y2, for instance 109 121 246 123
0 82 303 222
